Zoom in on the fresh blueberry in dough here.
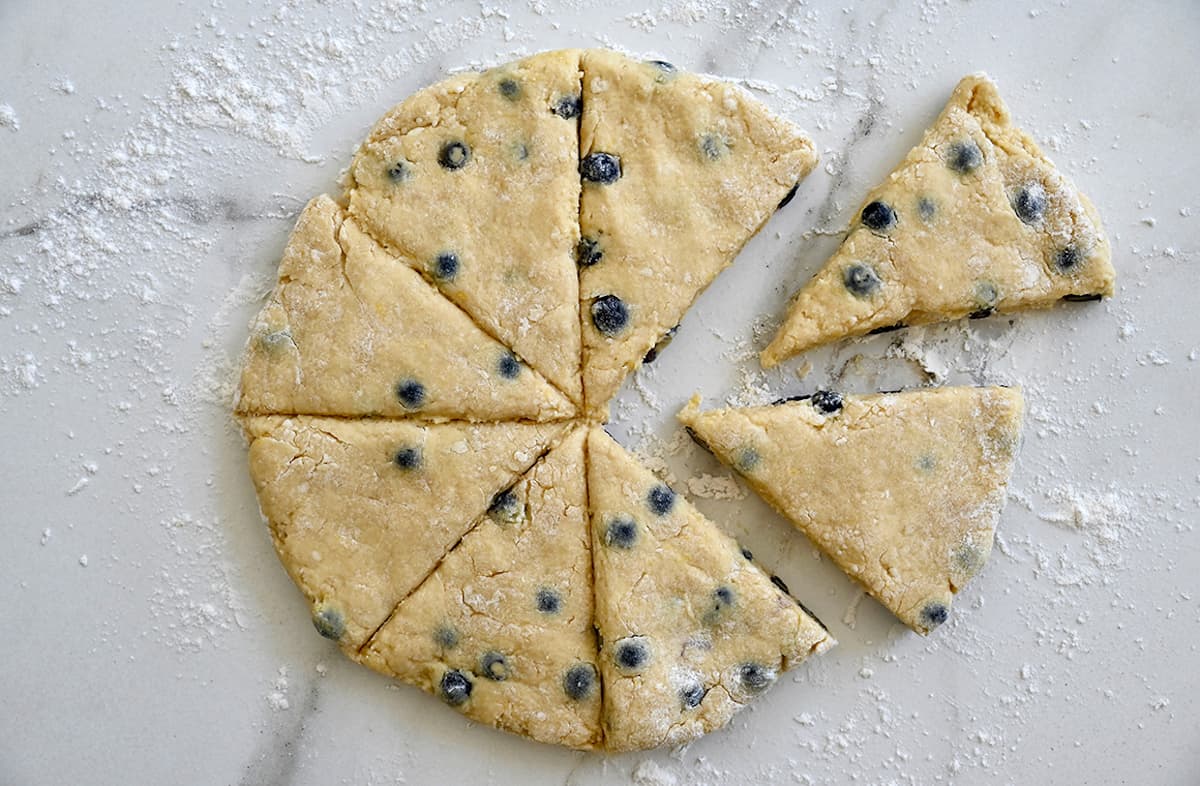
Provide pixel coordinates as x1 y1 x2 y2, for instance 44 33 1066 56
811 390 843 414
311 606 344 640
438 140 471 170
393 446 423 471
395 379 426 409
434 625 459 649
440 669 473 706
563 663 597 701
646 484 676 516
386 161 410 182
536 588 562 614
487 488 522 527
590 294 630 336
431 251 459 281
554 94 582 119
703 585 735 625
480 651 511 681
734 446 760 473
679 680 707 710
580 152 622 184
498 78 521 100
1011 183 1047 224
843 263 882 297
946 140 983 174
604 515 638 549
917 196 937 221
614 637 650 672
861 200 897 233
921 601 949 628
737 662 774 694
576 237 603 267
496 352 521 380
1055 246 1082 272
699 133 728 161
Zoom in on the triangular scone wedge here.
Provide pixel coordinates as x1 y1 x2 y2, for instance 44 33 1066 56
578 50 819 417
586 428 833 751
678 387 1025 634
359 426 602 750
762 74 1114 367
346 50 584 404
242 416 567 651
236 196 573 421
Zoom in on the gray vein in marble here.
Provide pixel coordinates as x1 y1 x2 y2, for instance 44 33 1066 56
238 672 321 786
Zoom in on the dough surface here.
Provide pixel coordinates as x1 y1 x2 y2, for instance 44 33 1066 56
346 50 585 404
587 428 833 750
236 195 574 421
678 387 1024 634
762 74 1115 367
578 50 818 416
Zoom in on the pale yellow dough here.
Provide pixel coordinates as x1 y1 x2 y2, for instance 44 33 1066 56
347 50 585 404
586 428 833 750
242 415 566 650
578 50 818 417
236 195 573 421
762 74 1115 367
359 426 602 749
678 387 1025 634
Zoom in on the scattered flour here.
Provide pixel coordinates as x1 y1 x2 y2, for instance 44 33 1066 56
0 103 18 131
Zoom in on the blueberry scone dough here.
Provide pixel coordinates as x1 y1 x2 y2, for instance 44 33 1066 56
677 387 1025 634
242 416 566 650
586 428 833 751
359 426 602 749
578 50 819 417
236 196 573 421
346 50 584 404
761 74 1115 367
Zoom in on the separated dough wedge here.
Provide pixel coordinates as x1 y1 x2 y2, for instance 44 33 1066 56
578 51 819 417
762 74 1114 367
242 416 567 650
587 428 833 751
360 426 601 750
236 195 573 421
678 387 1024 634
346 50 584 404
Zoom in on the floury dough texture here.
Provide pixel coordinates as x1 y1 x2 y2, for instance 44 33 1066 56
678 387 1025 634
236 49 831 750
762 74 1115 367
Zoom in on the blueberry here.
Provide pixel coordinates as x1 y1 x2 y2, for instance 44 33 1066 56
536 588 561 614
770 575 791 595
777 182 800 210
953 542 985 576
946 140 983 174
259 328 293 351
554 94 582 119
576 237 603 267
740 547 754 561
393 446 423 471
703 585 736 625
970 281 999 320
311 606 344 641
917 196 937 221
614 637 650 672
1062 293 1103 302
680 680 707 710
386 161 410 182
580 152 621 184
563 663 597 701
487 488 522 526
646 484 676 516
843 263 881 297
647 59 676 73
1055 246 1083 272
642 325 678 364
513 142 529 161
915 453 937 472
434 625 459 649
590 294 629 336
868 323 905 335
737 662 774 694
1012 183 1047 224
480 651 510 681
440 669 473 706
395 379 426 409
921 601 949 628
438 140 471 170
432 251 459 281
496 352 521 380
811 390 843 414
700 133 727 161
498 78 521 100
861 200 897 233
604 515 638 549
734 446 760 473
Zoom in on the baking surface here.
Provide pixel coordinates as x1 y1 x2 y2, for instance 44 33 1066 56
2 1 1197 784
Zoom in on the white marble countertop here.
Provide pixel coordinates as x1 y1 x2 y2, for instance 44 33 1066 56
3 1 1197 784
